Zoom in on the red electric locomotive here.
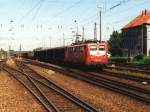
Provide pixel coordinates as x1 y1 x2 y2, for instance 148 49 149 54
23 41 109 69
65 41 108 66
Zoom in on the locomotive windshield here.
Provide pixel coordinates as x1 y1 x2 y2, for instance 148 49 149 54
90 45 97 51
99 45 105 51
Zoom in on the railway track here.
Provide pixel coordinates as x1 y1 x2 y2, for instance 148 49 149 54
101 70 150 83
2 64 56 112
65 69 150 104
2 62 98 112
24 59 150 104
0 61 5 70
22 59 150 83
109 62 150 69
107 63 150 75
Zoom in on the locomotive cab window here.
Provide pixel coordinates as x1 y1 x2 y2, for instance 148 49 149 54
90 45 97 51
99 45 105 51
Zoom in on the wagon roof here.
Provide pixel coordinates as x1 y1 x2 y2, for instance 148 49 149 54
34 46 66 52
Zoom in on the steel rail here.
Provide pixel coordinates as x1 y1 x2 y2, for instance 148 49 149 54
102 70 150 83
107 62 150 73
24 60 150 104
30 76 98 112
88 72 150 94
64 69 150 104
107 66 150 74
2 64 59 112
15 61 98 112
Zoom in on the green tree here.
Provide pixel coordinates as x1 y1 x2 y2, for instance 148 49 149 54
108 30 123 56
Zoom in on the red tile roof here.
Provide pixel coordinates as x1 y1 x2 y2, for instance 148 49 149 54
123 10 150 29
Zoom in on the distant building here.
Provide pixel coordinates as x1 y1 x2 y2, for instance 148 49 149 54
122 10 150 57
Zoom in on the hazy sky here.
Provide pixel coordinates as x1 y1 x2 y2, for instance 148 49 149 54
0 0 150 51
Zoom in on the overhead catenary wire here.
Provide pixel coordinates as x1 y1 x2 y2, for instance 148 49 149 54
59 0 133 42
109 0 131 10
14 0 134 31
19 0 45 23
63 0 134 40
32 0 46 21
64 0 132 30
73 0 150 32
45 0 84 25
105 0 150 28
52 0 83 18
106 0 150 18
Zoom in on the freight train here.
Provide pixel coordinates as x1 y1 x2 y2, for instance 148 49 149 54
22 41 109 69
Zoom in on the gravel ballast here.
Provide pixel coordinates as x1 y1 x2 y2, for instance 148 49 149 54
0 70 46 112
28 64 150 112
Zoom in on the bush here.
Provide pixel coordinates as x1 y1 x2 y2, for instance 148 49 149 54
130 56 150 64
109 56 150 65
133 54 144 61
143 57 150 64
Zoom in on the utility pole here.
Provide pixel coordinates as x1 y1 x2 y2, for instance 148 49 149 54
76 25 79 43
63 33 65 46
19 44 21 59
49 37 51 48
98 6 102 42
48 27 52 48
8 45 11 57
82 26 84 42
94 22 97 41
74 20 79 43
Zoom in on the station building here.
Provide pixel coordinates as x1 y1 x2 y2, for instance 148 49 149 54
122 10 150 57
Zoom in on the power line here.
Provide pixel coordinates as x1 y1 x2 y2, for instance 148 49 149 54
107 0 150 18
104 0 132 13
104 0 150 28
65 13 98 29
82 15 97 27
46 0 83 24
52 0 83 18
32 0 45 20
19 0 44 23
74 0 148 31
65 0 132 30
108 14 137 26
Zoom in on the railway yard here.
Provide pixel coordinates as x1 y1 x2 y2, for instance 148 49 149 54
0 58 149 112
1 1 150 112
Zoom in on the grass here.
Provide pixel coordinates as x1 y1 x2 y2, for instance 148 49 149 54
109 56 150 65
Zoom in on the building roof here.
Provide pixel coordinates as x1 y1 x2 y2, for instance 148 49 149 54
123 10 150 29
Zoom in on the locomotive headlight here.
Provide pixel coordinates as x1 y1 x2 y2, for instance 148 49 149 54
96 52 101 55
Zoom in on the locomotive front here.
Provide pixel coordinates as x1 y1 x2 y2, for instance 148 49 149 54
86 42 108 66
